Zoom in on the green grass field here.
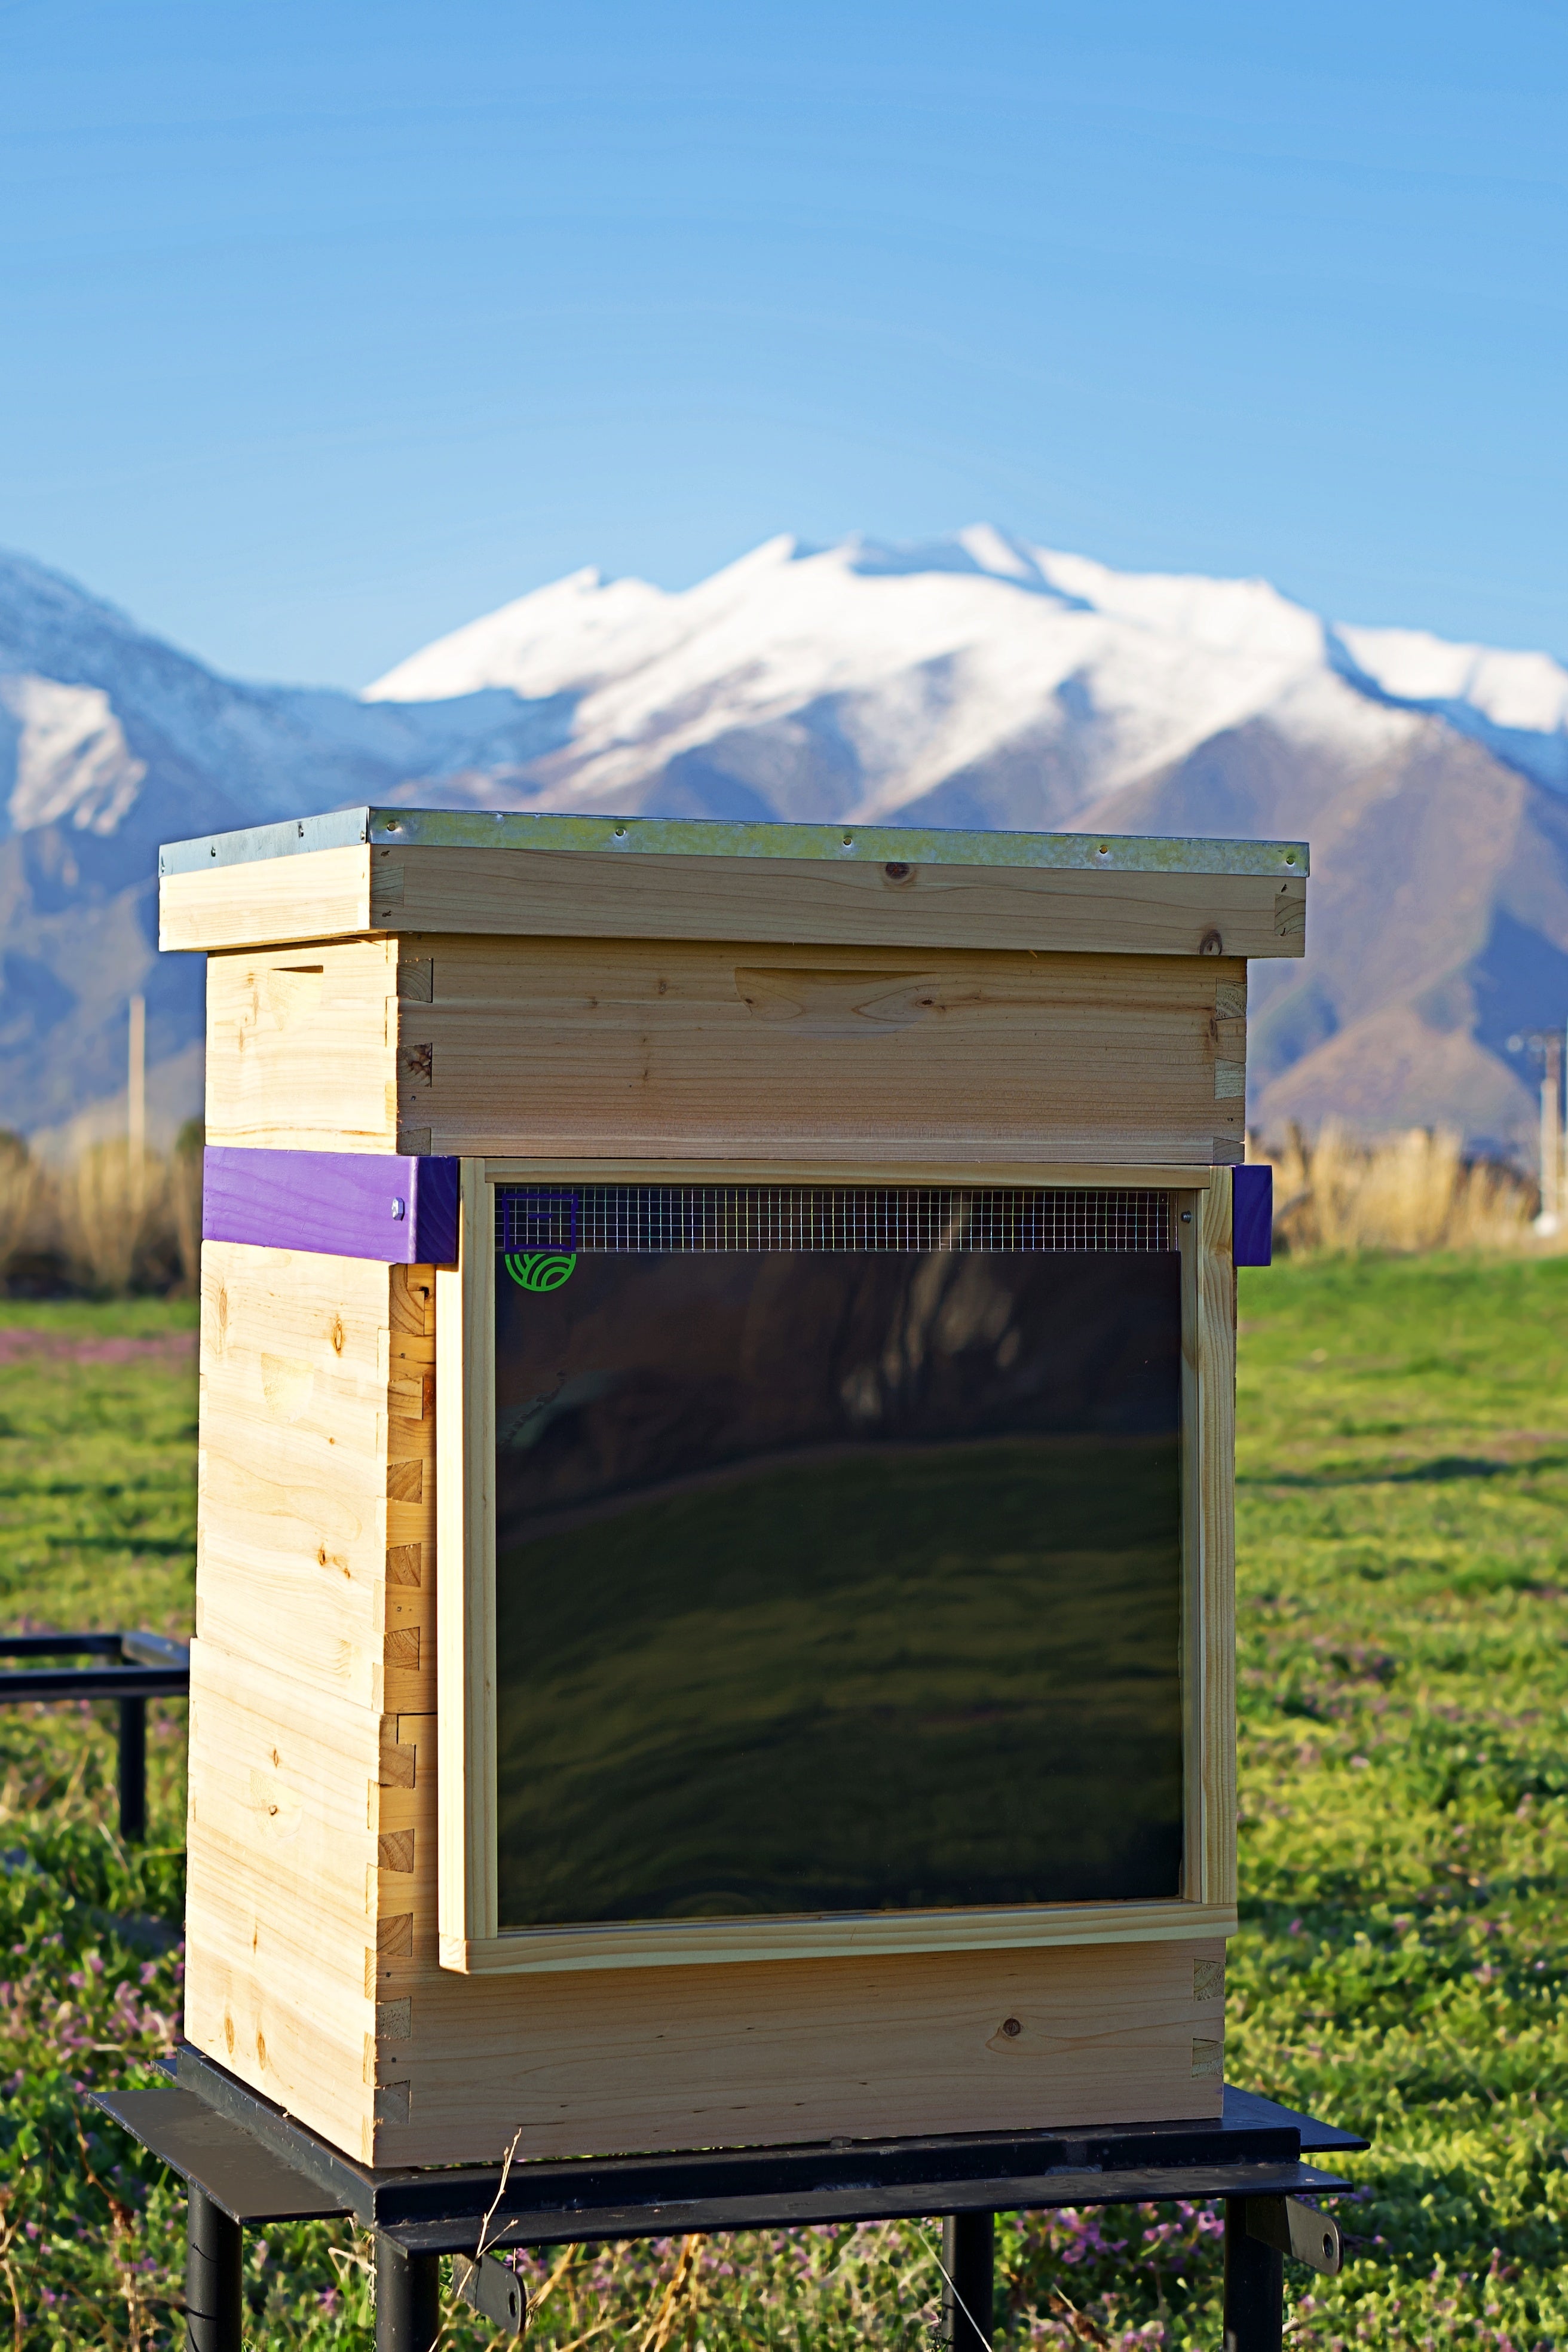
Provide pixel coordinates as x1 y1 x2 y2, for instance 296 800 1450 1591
3 1260 1568 2346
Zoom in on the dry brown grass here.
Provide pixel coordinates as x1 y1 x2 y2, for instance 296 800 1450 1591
0 1138 51 1289
0 1134 203 1295
0 1123 1549 1288
1252 1123 1541 1257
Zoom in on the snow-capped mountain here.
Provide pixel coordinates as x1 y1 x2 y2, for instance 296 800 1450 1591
366 528 1568 814
6 528 1568 1153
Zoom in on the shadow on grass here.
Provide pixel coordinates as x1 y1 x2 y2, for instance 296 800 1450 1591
1241 1451 1568 1489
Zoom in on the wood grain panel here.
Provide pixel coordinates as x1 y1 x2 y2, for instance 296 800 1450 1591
186 1252 442 2163
483 1157 1218 1187
385 1265 439 1716
204 938 400 1153
184 1637 382 2158
1194 1173 1238 1906
196 1243 390 1704
186 1641 385 1941
1178 1174 1238 1910
442 1903 1238 1974
1213 974 1247 1102
161 844 373 953
374 845 1302 958
161 839 1304 959
368 1936 1226 2166
397 939 1248 1163
183 1916 377 2162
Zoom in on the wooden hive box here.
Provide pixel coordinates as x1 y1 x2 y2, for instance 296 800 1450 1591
159 808 1307 2168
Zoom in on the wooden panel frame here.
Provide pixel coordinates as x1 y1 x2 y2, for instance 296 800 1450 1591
437 1158 1238 1976
160 837 1307 961
200 934 1248 1168
1178 1172 1238 1909
368 848 1306 961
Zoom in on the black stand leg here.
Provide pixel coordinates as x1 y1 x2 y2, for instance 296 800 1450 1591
185 2183 241 2352
1223 2198 1283 2352
376 2233 441 2352
118 1695 146 1844
942 2211 993 2350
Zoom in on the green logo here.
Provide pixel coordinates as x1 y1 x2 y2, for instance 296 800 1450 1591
504 1251 577 1292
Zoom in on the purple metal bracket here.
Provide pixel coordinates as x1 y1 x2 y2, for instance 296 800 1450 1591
1232 1163 1273 1267
201 1147 459 1266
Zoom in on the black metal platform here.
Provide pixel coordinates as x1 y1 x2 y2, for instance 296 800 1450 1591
0 1629 189 1842
90 2042 1366 2350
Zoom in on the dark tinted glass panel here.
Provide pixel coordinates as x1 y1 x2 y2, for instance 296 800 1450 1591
492 1187 1184 1928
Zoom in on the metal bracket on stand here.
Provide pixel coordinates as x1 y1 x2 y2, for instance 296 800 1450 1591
1223 2192 1344 2352
1246 2194 1342 2274
452 2252 528 2335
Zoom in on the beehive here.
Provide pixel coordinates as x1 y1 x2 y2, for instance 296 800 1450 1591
159 808 1306 2167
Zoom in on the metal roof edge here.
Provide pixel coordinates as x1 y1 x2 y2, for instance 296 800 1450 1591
161 806 1309 880
160 809 372 875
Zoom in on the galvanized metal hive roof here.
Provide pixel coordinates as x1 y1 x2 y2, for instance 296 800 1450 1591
161 806 1308 878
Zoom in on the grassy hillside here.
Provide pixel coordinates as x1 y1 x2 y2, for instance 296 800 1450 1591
2 1262 1567 2345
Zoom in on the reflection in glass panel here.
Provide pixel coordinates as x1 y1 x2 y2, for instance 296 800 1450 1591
492 1188 1184 1930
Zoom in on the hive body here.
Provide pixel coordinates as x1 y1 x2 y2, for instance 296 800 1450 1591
164 811 1306 2164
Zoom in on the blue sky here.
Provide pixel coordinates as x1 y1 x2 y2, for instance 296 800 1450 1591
4 0 1566 685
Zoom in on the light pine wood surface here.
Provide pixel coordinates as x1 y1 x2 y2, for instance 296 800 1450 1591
1181 1171 1240 1909
435 1160 498 1951
369 1937 1227 2166
194 1243 393 1708
203 939 401 1154
368 845 1303 961
440 1903 1238 1976
391 938 1248 1163
483 1157 1218 1187
161 845 373 954
185 1250 441 2162
198 933 1246 1166
161 839 1306 961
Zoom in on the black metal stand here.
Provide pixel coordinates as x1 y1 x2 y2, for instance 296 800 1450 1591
94 2056 1366 2352
0 1631 189 1843
943 2208 994 2348
1224 2196 1285 2352
117 1697 147 1845
185 2182 242 2352
375 2235 441 2352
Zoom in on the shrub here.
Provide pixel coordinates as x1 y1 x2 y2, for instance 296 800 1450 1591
1252 1125 1538 1256
0 1134 203 1298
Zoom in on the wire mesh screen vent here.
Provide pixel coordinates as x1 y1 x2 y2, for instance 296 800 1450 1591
496 1186 1171 1254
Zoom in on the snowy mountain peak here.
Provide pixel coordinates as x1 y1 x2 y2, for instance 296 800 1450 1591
1032 547 1328 667
352 528 1402 836
1330 621 1568 791
829 525 1058 592
367 563 670 703
362 526 1568 803
955 523 1048 583
5 523 1568 1156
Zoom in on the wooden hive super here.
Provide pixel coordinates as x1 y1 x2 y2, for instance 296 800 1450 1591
160 808 1307 2169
